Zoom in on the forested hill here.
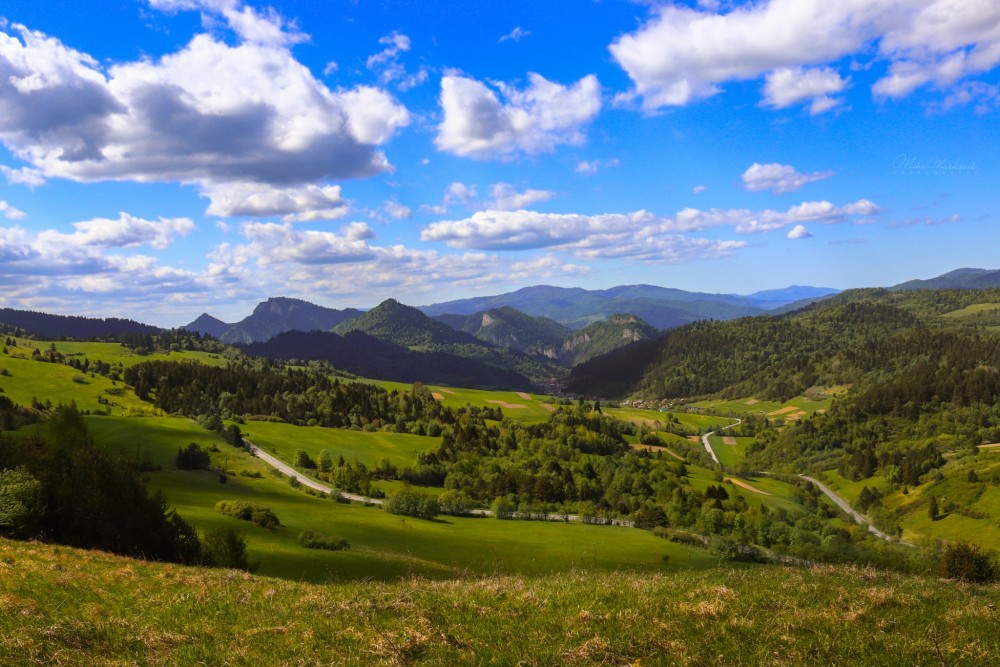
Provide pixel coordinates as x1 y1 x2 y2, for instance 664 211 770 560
568 288 1000 401
0 308 161 339
241 330 535 391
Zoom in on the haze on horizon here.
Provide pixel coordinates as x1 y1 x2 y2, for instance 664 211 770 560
0 0 997 326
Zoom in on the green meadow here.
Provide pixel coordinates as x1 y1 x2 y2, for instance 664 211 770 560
605 406 735 433
690 389 846 418
4 337 227 368
366 379 558 423
710 434 754 469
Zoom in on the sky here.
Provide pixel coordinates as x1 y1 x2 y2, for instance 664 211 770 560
0 0 997 326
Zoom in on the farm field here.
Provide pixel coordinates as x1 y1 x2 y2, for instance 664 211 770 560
4 337 227 368
690 389 847 419
365 379 559 423
241 420 440 469
605 406 735 434
711 434 754 470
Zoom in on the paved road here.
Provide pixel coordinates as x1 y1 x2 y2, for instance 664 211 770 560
245 439 640 525
245 439 382 504
798 474 894 541
700 418 742 465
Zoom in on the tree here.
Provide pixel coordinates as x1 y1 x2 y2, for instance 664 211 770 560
176 442 211 470
200 527 253 571
927 495 939 521
0 467 44 537
318 449 332 472
295 449 316 469
940 542 997 583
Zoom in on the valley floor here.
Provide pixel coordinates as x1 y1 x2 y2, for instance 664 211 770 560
2 538 998 666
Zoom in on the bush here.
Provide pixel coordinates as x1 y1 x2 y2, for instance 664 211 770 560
201 527 252 571
0 467 45 538
383 488 439 520
297 530 350 551
940 542 997 583
438 489 476 516
491 495 517 520
176 442 211 470
215 500 281 529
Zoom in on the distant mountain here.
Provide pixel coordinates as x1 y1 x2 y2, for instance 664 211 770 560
745 286 841 308
420 284 804 329
550 314 658 366
334 299 477 346
335 299 562 381
891 268 1000 291
435 307 571 356
0 308 160 339
183 313 230 338
218 297 362 344
242 330 533 391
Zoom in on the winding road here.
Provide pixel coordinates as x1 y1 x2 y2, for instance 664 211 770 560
700 418 742 464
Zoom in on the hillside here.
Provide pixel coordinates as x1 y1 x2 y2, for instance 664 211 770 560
435 306 571 356
549 313 658 365
216 297 362 344
892 267 1000 291
3 538 998 666
334 299 562 382
242 329 535 390
0 308 161 339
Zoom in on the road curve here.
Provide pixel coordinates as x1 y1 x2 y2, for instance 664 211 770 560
245 439 382 504
700 418 742 465
798 475 894 541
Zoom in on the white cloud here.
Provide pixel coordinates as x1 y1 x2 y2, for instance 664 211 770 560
0 7 410 221
763 67 848 114
742 163 835 193
202 183 349 222
422 199 881 254
420 182 478 215
610 0 1000 111
323 61 338 76
1 165 45 187
148 0 307 47
787 224 813 239
435 72 601 159
365 31 429 91
0 200 26 220
488 183 555 210
692 185 708 194
575 158 620 175
499 27 531 43
382 199 412 220
47 212 195 249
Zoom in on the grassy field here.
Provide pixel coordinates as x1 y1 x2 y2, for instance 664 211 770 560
242 420 440 469
942 302 1000 318
4 337 227 368
3 537 998 666
690 389 847 419
606 406 735 433
0 352 155 416
711 434 753 469
69 415 712 582
365 379 558 423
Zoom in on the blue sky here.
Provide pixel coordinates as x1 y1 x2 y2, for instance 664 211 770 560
0 0 997 326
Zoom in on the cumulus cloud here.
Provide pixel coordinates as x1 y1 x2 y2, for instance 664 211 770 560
435 72 601 159
0 4 410 220
488 183 555 210
575 158 620 175
742 163 835 193
47 212 195 249
786 224 813 239
422 199 880 255
1 165 45 187
763 67 849 114
382 199 412 220
201 183 349 222
610 0 1000 111
0 200 26 220
692 185 708 194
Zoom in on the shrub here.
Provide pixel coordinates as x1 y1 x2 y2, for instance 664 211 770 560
215 500 280 529
176 442 211 470
200 527 252 571
297 530 350 551
0 467 44 538
491 495 517 520
940 542 997 583
383 488 439 520
438 489 476 516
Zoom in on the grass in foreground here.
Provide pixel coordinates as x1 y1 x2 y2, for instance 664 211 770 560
1 537 997 666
